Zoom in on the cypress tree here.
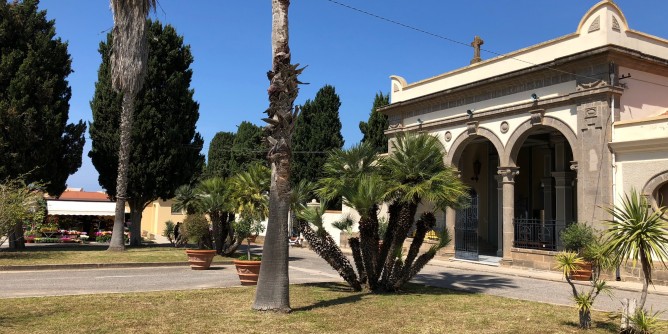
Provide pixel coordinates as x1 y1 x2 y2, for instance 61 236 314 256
89 20 204 245
359 92 390 153
206 131 235 179
0 0 86 196
230 121 266 174
292 85 344 185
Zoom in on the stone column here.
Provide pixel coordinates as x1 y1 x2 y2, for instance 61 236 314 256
542 177 554 221
552 171 575 224
443 207 456 257
495 175 504 257
498 166 519 265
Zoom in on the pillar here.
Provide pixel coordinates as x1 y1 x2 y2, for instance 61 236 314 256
498 166 519 265
443 207 456 257
495 175 503 257
552 172 575 224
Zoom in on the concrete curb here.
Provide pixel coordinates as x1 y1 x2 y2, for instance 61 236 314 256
0 261 232 271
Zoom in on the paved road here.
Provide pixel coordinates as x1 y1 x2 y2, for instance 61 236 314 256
0 250 342 298
1 247 667 320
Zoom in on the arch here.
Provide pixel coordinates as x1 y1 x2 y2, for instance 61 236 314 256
504 116 579 166
642 170 668 210
446 127 507 167
576 0 629 34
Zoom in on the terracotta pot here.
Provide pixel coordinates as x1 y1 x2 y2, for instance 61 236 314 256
233 259 261 285
185 249 216 270
570 262 593 281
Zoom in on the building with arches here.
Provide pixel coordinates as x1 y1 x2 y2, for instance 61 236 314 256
380 1 668 283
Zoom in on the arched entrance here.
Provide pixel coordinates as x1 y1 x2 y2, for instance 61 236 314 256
505 121 578 252
448 130 504 260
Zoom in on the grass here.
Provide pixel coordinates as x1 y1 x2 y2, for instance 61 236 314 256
2 283 664 334
0 245 238 266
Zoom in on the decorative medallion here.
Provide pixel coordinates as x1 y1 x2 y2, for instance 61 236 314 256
444 131 452 142
500 121 509 134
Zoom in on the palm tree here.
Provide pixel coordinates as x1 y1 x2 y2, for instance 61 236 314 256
253 0 302 313
229 163 270 223
172 184 198 215
196 178 237 256
379 133 469 290
603 189 668 310
107 0 156 251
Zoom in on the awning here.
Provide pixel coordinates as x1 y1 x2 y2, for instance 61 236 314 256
46 200 128 216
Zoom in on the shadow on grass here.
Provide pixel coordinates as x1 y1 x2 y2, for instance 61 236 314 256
414 271 519 293
292 282 473 312
560 313 619 334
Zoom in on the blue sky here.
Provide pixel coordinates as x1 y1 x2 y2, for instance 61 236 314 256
36 0 668 192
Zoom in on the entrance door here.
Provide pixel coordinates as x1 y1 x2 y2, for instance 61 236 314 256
455 190 479 261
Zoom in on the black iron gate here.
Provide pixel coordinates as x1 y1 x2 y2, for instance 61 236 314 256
455 191 479 261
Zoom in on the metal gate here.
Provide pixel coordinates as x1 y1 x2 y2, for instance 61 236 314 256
455 190 479 261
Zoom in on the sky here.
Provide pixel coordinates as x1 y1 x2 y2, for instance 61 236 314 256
35 0 668 192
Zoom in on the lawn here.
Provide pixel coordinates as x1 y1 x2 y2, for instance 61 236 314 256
0 245 238 266
2 283 662 334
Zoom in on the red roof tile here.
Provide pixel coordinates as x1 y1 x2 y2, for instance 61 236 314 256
48 190 111 202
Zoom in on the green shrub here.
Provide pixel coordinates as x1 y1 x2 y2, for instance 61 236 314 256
181 214 211 249
560 223 595 254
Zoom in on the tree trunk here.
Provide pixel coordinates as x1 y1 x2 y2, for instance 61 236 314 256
578 309 591 329
8 221 26 250
298 220 361 291
128 198 146 246
108 94 134 252
211 211 223 255
358 213 379 290
253 0 300 313
380 202 417 287
349 237 367 284
252 157 291 312
376 202 400 279
639 249 651 310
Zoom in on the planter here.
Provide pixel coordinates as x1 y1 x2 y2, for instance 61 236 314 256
570 262 593 281
233 259 261 285
185 249 216 270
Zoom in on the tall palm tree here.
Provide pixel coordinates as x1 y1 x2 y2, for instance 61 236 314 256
253 0 302 312
603 189 668 310
107 0 156 251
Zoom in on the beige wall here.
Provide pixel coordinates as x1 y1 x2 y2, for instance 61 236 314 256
619 68 668 121
140 199 185 238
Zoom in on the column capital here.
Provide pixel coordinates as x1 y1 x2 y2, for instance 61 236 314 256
552 171 576 187
497 166 520 183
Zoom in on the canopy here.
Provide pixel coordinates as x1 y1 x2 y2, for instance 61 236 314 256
46 200 127 216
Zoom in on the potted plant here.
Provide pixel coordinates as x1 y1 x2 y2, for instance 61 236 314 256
232 218 265 285
181 213 216 270
560 222 596 280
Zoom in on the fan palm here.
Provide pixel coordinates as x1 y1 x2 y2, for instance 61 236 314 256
196 177 236 255
107 0 156 251
603 189 668 310
378 133 468 290
172 184 198 215
316 141 379 203
229 163 270 222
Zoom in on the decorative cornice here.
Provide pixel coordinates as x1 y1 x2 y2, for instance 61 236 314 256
608 137 668 154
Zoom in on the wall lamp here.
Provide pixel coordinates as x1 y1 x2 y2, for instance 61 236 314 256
466 109 474 119
417 118 424 125
531 93 539 102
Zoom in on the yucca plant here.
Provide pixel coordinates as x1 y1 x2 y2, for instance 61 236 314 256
603 189 668 310
625 308 664 334
555 250 612 329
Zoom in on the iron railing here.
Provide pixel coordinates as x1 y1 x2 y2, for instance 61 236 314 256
513 218 567 251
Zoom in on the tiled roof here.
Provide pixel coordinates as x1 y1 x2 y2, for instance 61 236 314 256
48 190 111 202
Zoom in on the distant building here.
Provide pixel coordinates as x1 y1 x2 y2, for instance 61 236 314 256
381 0 668 284
45 188 182 239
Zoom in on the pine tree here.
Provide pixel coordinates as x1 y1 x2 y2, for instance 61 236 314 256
89 20 204 246
292 85 344 185
0 0 86 197
359 92 390 153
